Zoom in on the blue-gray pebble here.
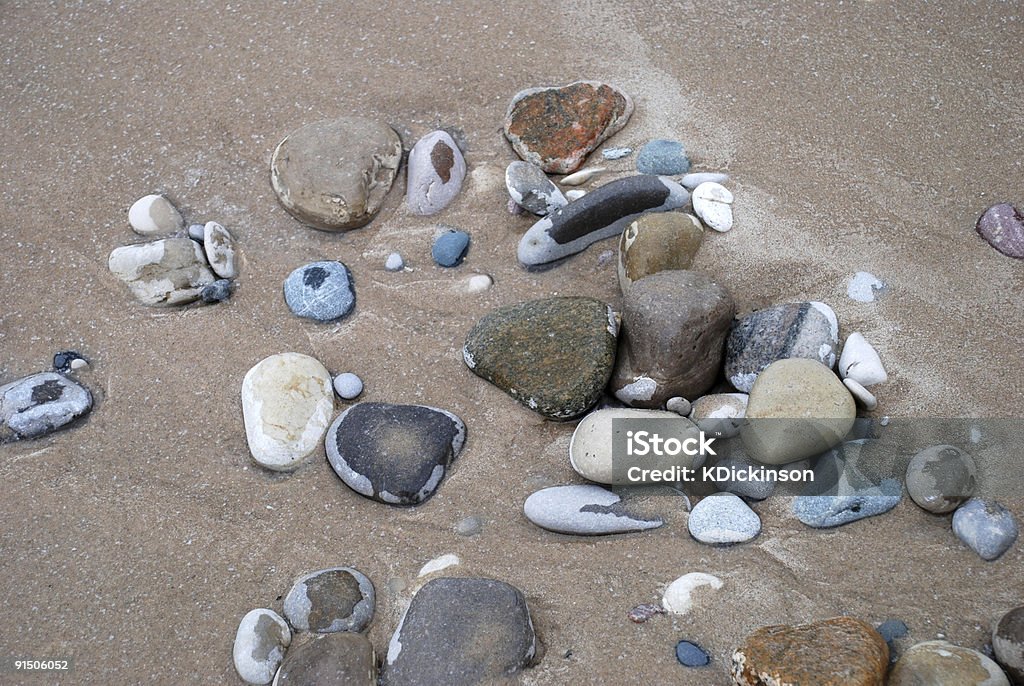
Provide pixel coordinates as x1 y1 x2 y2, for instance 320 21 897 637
201 279 233 303
793 478 902 528
432 230 470 267
283 261 355 321
675 640 710 667
637 139 691 175
952 497 1019 561
876 619 909 645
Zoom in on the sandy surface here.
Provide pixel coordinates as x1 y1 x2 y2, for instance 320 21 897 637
1 1 1022 684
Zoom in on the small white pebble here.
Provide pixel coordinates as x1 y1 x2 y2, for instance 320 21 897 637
385 252 404 271
565 189 587 201
462 274 493 293
333 372 363 400
560 167 604 186
843 377 878 411
128 194 184 236
680 172 729 190
187 223 205 241
847 271 886 303
69 358 89 371
417 553 460 577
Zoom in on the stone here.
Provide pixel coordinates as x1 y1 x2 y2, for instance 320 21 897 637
187 223 205 241
617 212 703 291
889 640 1010 686
839 333 888 386
628 603 666 623
993 606 1024 684
610 270 735 407
418 554 460 577
463 297 618 419
559 167 604 186
503 80 633 174
202 221 238 279
569 408 701 484
382 577 536 685
460 274 492 293
691 182 734 232
108 237 216 306
976 202 1024 259
200 279 233 303
432 229 470 267
455 516 483 537
689 393 748 439
602 147 632 160
406 130 466 215
523 484 663 535
232 608 291 685
384 252 405 271
876 619 909 647
905 445 978 514
952 498 1019 561
688 492 761 544
325 402 465 505
52 351 86 373
283 567 375 633
662 573 722 615
741 358 856 465
283 261 355 322
793 440 902 528
848 271 887 303
504 161 567 216
843 378 878 411
69 358 88 371
333 373 363 400
725 301 840 392
241 353 334 471
666 397 691 416
0 372 93 441
275 632 377 686
680 172 729 190
636 139 691 175
676 640 711 667
565 189 586 201
732 617 888 686
518 175 689 266
270 117 402 231
710 451 775 501
128 194 184 236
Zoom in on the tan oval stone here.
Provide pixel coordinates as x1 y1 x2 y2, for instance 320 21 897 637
889 640 1010 686
617 212 703 292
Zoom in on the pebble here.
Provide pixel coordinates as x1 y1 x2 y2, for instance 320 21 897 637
384 252 405 272
418 554 460 577
504 161 568 216
662 573 722 615
52 351 86 373
240 352 334 471
202 220 238 279
741 358 856 465
676 640 711 667
889 640 1010 685
460 274 493 293
602 147 633 160
431 229 470 267
200 279 233 303
628 603 665 623
283 261 355 322
187 223 206 241
636 139 691 175
847 271 887 302
711 451 776 501
725 301 839 392
731 617 889 686
905 445 977 514
843 377 878 410
689 393 748 439
952 498 1019 561
454 515 483 537
876 619 910 647
680 172 729 190
666 396 691 416
611 270 734 407
274 632 377 686
333 372 363 400
523 484 663 535
406 130 466 215
463 297 618 419
283 567 375 633
617 212 703 291
976 202 1024 259
517 175 689 266
503 80 633 174
565 189 587 201
839 332 888 386
0 372 93 441
688 492 761 544
232 608 291 685
270 116 402 231
128 193 184 236
559 167 604 186
382 577 536 685
793 442 902 527
108 237 216 306
691 182 734 232
993 606 1024 684
326 402 465 505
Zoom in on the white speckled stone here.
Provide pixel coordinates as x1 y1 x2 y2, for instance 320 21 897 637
385 252 405 271
333 372 363 400
847 271 886 302
687 492 761 544
233 608 291 685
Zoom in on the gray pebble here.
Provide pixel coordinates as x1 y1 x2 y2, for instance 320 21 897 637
523 485 663 535
283 261 355 322
187 223 206 241
455 515 483 537
385 252 404 272
636 139 690 175
283 567 375 633
333 373 363 400
200 279 233 303
687 492 761 544
952 498 1019 561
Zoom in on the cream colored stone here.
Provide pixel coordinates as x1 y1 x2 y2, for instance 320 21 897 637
108 237 215 306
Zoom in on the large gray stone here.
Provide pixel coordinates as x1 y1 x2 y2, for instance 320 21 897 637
0 372 92 441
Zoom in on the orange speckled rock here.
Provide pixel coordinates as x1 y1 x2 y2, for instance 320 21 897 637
731 616 888 686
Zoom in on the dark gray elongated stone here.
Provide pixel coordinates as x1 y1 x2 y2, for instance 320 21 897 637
517 175 689 266
0 372 93 441
523 485 663 535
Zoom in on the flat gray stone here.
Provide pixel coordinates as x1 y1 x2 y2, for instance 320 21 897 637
687 492 761 544
952 498 1019 561
0 372 92 441
523 485 663 535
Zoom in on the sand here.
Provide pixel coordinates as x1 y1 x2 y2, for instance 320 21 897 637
1 1 1022 684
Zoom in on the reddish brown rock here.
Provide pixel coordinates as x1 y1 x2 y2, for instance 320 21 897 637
976 202 1024 259
503 81 633 174
731 616 888 686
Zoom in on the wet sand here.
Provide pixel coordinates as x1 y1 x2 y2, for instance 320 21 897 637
1 1 1022 683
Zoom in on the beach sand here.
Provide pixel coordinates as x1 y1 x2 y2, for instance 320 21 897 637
1 1 1022 683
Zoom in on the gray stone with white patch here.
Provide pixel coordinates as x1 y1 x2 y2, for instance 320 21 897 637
523 485 663 535
283 567 375 634
504 161 567 216
0 372 93 441
232 608 291 685
406 130 466 215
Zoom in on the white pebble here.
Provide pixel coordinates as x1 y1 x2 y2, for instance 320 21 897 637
691 182 734 232
559 167 605 186
602 147 633 160
843 377 878 410
565 189 587 201
847 271 886 303
333 372 364 400
839 333 888 386
385 252 405 271
69 358 89 371
680 172 729 190
662 573 723 615
417 553 460 577
461 274 493 293
128 194 184 236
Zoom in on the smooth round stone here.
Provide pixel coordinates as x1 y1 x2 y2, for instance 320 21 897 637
432 229 470 267
839 333 888 386
617 212 703 291
241 353 334 471
274 632 377 685
523 484 663 535
905 445 977 514
283 261 355 322
460 274 493 294
666 397 691 416
688 492 761 544
689 393 748 439
270 117 402 231
406 130 466 215
333 373 363 400
691 182 734 232
680 172 729 190
993 606 1024 684
187 223 205 241
889 640 1010 686
847 271 886 303
636 139 691 175
504 161 567 216
384 252 405 272
202 220 238 279
128 194 184 236
976 202 1024 259
454 515 483 537
283 567 375 633
602 146 632 160
662 573 722 615
741 358 856 465
676 640 711 667
108 237 216 306
232 608 291 685
0 372 93 441
200 278 234 303
952 498 1019 561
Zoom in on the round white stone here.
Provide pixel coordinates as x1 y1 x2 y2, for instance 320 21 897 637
333 372 364 400
839 332 887 386
461 274 493 294
128 194 184 236
385 252 405 271
662 572 723 614
687 492 761 544
232 608 290 685
691 182 734 232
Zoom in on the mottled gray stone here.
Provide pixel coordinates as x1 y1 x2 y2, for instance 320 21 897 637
636 139 690 175
905 445 977 514
523 485 663 535
275 632 376 685
283 567 375 634
687 492 761 544
953 498 1019 561
505 161 567 216
283 261 355 322
0 372 92 441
